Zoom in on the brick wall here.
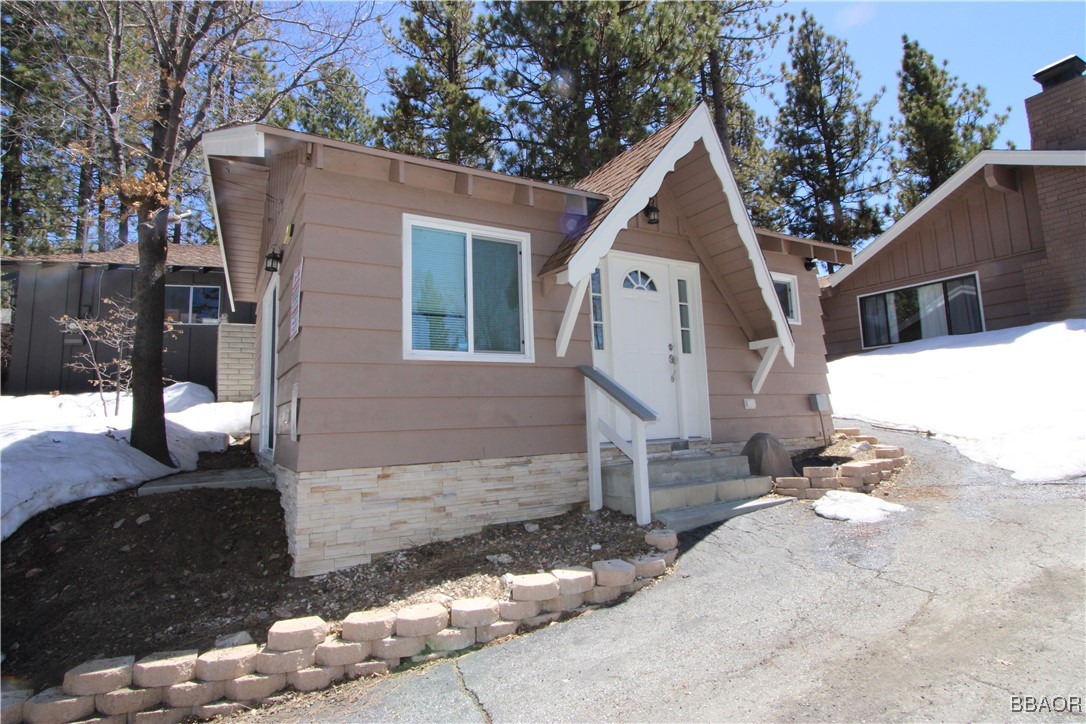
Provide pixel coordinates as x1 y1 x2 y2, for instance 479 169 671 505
1025 75 1086 150
1022 166 1086 321
216 323 257 402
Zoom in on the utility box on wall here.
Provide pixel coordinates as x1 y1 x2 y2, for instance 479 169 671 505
809 393 830 412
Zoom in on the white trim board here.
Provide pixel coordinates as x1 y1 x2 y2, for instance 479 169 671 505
827 149 1086 289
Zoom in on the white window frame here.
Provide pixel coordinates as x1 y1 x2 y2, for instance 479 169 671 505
770 272 801 325
165 284 221 325
856 271 986 350
402 213 535 363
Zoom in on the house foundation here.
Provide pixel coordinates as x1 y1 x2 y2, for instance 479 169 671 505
276 453 590 577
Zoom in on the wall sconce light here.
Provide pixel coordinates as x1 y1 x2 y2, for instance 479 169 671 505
804 257 818 271
265 247 283 273
643 197 660 225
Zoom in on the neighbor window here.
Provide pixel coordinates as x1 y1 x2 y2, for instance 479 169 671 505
404 215 533 362
859 273 982 348
771 273 800 325
165 285 220 325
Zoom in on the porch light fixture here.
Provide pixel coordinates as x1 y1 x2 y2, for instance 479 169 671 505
264 247 283 273
804 257 818 271
643 197 660 225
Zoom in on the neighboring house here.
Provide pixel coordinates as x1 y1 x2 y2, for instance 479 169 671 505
822 55 1086 358
2 243 256 398
202 103 851 576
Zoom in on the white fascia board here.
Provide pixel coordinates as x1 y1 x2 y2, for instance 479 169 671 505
201 151 235 313
564 103 796 365
827 149 1086 288
202 125 266 158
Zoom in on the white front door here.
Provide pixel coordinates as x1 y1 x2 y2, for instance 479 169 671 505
599 252 709 441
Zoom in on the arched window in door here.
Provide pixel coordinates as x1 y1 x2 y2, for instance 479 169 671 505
622 270 657 291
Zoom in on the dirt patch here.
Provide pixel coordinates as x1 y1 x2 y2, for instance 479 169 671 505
1 450 657 691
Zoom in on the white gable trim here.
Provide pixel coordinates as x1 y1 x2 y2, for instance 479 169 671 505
563 103 795 366
201 152 236 313
827 149 1086 288
203 125 266 158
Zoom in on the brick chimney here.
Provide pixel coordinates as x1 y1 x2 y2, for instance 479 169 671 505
1025 55 1086 150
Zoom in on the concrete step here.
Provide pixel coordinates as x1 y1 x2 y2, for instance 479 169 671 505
602 453 752 496
603 475 773 517
656 495 795 533
138 467 275 496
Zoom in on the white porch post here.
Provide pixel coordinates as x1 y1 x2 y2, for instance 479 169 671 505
632 419 651 525
585 377 603 511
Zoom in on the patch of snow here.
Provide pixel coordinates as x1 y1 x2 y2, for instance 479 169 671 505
829 320 1086 482
1 383 254 540
813 490 907 524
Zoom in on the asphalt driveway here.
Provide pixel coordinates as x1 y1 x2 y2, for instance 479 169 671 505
243 424 1085 722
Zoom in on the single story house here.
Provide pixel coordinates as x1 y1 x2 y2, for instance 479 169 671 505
821 55 1085 358
202 102 852 576
2 243 256 399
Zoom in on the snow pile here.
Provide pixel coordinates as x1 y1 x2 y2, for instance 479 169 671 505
829 320 1086 482
1 383 253 539
813 490 907 524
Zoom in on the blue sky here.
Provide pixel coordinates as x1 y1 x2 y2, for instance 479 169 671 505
749 1 1086 149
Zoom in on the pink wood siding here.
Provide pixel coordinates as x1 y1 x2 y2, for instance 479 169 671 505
284 146 592 472
822 167 1048 358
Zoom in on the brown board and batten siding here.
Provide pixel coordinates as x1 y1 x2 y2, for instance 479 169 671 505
610 180 832 445
822 166 1047 358
275 145 594 473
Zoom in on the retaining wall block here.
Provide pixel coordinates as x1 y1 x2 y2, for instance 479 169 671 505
880 471 892 481
892 457 907 470
394 603 448 638
194 644 258 682
1 689 31 724
835 427 861 436
370 636 425 660
254 645 315 675
551 567 595 595
162 680 224 709
802 467 836 479
875 459 895 472
62 656 135 697
509 573 560 601
774 488 802 498
425 628 476 652
21 687 95 724
224 673 286 702
521 612 562 629
776 477 811 489
93 686 162 717
132 651 198 688
875 446 904 459
191 700 245 720
475 621 518 644
662 549 678 566
582 581 625 607
287 666 345 693
497 599 540 621
805 488 831 500
341 609 395 642
344 661 389 679
592 559 636 588
315 637 369 667
838 461 879 478
644 529 678 550
266 616 328 652
541 593 584 613
833 478 861 489
128 708 191 724
855 435 879 444
627 554 667 578
621 578 652 595
450 598 499 628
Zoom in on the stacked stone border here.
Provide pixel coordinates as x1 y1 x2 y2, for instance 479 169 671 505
2 532 681 724
773 427 911 500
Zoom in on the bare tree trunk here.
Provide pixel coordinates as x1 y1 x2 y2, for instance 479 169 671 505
129 206 172 465
708 46 732 162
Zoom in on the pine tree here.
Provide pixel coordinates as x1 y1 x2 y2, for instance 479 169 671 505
773 12 889 247
491 1 712 184
893 36 1008 213
294 63 378 145
383 1 497 168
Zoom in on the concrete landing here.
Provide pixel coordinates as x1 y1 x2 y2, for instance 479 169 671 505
656 494 796 533
138 467 275 496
